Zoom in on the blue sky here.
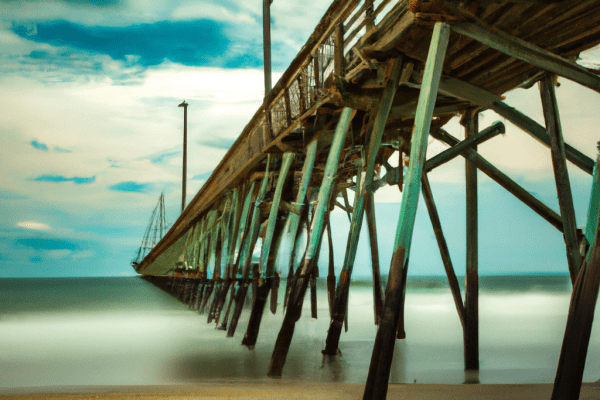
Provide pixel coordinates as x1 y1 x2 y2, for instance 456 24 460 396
0 1 598 279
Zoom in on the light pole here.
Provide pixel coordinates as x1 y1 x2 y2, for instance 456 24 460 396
263 0 273 97
178 100 188 213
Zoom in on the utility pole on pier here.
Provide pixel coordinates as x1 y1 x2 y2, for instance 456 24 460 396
263 0 273 96
178 100 188 213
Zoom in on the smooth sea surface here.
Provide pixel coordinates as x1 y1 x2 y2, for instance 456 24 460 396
1 275 600 391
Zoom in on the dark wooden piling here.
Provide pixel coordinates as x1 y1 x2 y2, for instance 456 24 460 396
326 219 336 318
552 213 600 398
421 173 466 328
242 277 272 349
540 73 582 284
363 247 406 400
218 282 236 331
310 270 318 319
463 109 479 371
365 191 383 325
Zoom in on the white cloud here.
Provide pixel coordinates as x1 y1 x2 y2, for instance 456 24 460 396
170 3 255 24
72 250 94 259
45 249 72 259
16 221 51 231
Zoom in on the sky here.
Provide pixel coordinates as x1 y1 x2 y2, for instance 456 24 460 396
0 0 598 279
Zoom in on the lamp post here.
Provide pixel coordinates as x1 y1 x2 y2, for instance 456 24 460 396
263 0 273 97
178 100 188 213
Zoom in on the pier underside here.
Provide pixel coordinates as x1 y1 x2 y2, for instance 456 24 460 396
135 1 600 398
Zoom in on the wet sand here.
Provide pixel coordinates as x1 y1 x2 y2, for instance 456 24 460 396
1 382 600 400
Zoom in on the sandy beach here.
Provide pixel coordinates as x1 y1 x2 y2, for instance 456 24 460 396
2 382 600 400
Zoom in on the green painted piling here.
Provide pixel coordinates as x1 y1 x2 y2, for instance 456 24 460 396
268 107 355 377
323 56 403 355
363 22 450 400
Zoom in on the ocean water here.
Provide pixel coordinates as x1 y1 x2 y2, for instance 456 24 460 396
1 275 599 391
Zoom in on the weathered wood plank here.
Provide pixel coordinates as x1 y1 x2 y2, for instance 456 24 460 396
452 21 600 93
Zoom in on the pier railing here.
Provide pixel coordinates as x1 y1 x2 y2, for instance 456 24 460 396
141 0 397 268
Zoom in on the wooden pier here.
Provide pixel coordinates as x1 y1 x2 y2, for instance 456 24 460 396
134 1 600 398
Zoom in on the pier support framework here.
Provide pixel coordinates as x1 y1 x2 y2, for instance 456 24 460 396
136 1 600 398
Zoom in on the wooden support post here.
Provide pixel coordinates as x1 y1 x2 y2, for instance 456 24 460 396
326 217 336 318
334 23 345 77
313 54 321 91
218 284 236 331
365 191 383 325
263 153 295 279
284 90 292 126
298 76 307 114
243 153 294 349
431 129 565 232
197 277 208 309
464 109 479 371
323 56 403 356
341 189 352 222
208 209 227 322
200 212 219 314
214 190 240 323
283 203 310 311
552 152 600 399
452 22 600 94
424 122 505 173
365 0 374 30
363 22 450 400
585 162 600 246
217 188 248 328
268 107 354 378
421 173 466 328
282 142 318 308
310 269 318 319
540 73 582 284
233 182 256 279
228 160 273 337
269 233 285 314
